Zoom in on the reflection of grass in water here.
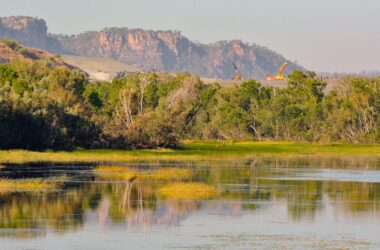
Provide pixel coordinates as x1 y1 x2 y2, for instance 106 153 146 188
158 183 217 199
0 177 65 193
94 166 192 181
151 168 193 180
2 141 380 164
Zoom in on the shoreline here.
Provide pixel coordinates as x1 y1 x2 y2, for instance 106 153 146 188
1 141 380 164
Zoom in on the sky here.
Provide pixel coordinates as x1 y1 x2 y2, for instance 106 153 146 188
1 0 379 73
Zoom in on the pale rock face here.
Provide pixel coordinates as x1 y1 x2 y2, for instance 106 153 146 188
99 32 124 56
156 31 183 56
0 16 63 53
127 32 154 51
231 41 246 57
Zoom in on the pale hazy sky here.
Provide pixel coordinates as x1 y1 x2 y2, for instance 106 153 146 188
1 0 379 72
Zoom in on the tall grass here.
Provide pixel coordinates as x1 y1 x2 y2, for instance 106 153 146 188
1 141 380 164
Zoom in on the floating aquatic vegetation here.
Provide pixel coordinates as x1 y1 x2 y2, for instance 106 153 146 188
0 177 65 194
158 182 217 200
94 166 192 181
94 166 138 181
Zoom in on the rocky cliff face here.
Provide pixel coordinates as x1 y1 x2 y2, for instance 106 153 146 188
0 16 63 53
56 29 301 79
0 16 302 79
56 28 201 72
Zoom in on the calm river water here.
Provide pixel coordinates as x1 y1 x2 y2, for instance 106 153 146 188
1 156 380 249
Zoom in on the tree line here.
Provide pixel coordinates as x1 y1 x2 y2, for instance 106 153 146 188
1 59 380 150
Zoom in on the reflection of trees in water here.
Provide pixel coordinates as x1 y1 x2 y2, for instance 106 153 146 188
0 183 99 238
249 156 380 170
1 158 380 238
284 181 323 221
98 179 202 228
250 179 380 221
199 158 380 221
328 181 380 213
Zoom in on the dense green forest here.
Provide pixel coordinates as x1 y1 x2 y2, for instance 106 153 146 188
1 53 380 150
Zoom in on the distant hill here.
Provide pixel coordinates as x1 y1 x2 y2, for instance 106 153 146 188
0 16 64 53
0 39 71 68
55 29 302 80
62 55 140 81
0 16 303 80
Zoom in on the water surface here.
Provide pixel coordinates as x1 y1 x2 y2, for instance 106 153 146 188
1 157 380 249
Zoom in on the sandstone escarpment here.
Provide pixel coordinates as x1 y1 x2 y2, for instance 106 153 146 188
56 29 301 79
0 16 64 53
0 16 302 79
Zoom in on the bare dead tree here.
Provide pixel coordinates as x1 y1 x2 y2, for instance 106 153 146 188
115 88 134 127
139 75 149 113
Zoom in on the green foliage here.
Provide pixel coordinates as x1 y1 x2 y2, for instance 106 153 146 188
145 78 159 108
84 84 103 109
0 64 18 84
1 38 22 51
11 79 30 95
1 57 380 150
18 48 38 60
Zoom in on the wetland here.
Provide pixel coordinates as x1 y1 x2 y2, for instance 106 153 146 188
0 152 379 249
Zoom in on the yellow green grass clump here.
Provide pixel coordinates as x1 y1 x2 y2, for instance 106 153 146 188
94 166 138 180
0 178 64 194
2 141 380 164
94 166 192 181
158 182 217 200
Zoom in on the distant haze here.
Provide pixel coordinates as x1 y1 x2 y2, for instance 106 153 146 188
1 0 379 73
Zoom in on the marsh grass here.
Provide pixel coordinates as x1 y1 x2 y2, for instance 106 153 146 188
158 182 217 199
0 177 65 193
1 141 380 164
94 166 138 181
94 166 192 181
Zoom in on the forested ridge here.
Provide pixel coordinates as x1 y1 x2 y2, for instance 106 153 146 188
1 42 380 150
